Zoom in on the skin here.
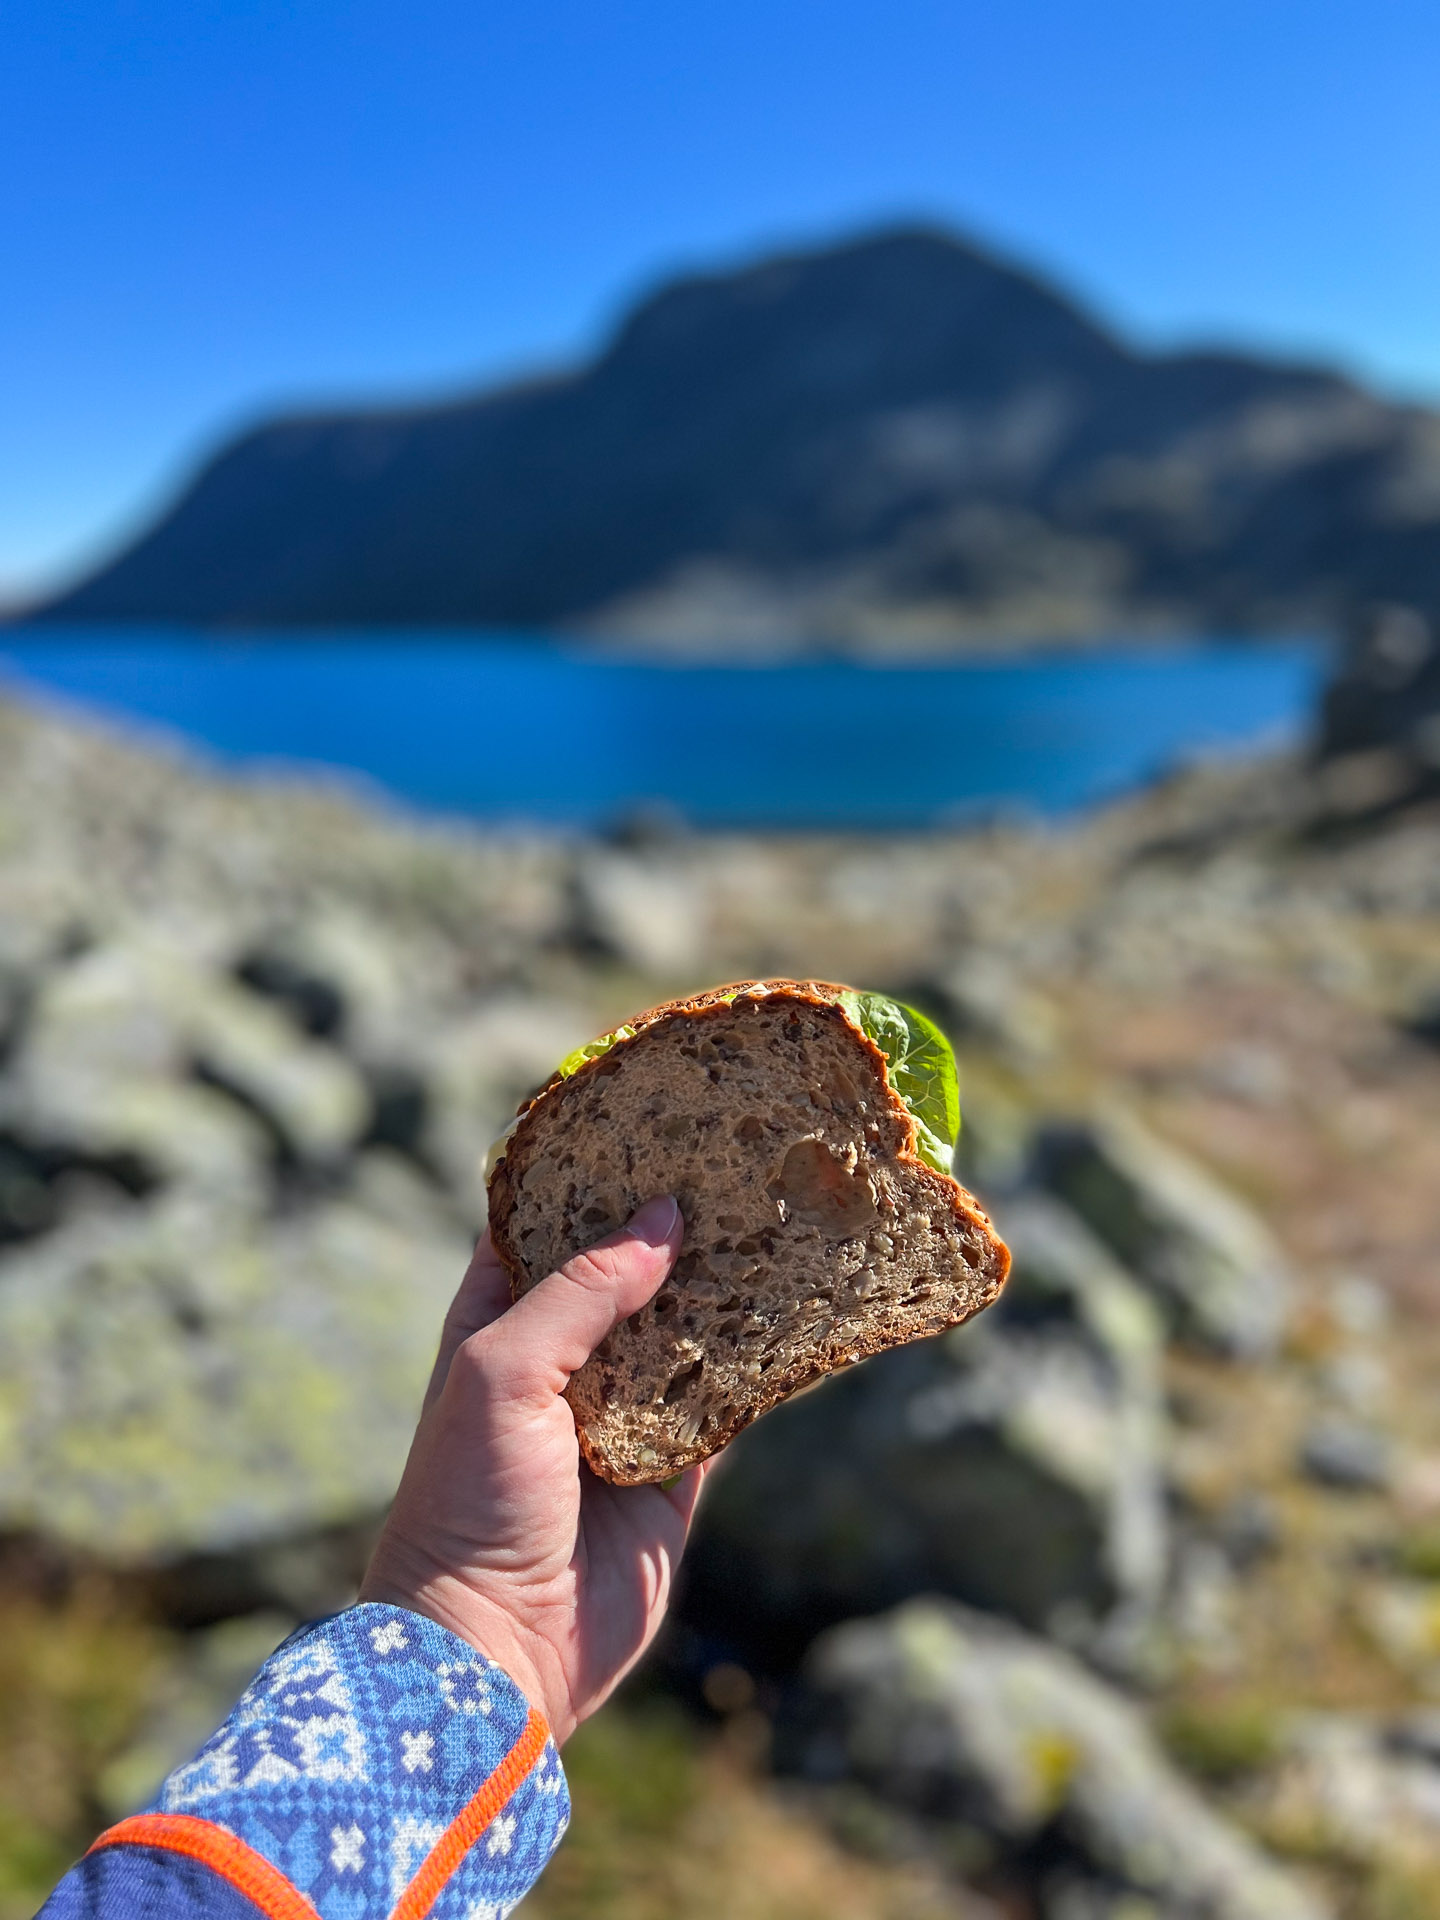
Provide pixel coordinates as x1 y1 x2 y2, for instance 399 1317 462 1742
360 1194 710 1746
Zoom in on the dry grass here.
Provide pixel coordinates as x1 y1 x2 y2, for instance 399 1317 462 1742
517 1702 974 1920
0 1585 167 1918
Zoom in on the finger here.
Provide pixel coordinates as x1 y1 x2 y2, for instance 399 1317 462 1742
662 1453 718 1525
480 1195 682 1403
423 1231 514 1412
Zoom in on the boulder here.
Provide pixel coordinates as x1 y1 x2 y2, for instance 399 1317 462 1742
0 1072 269 1208
0 1170 469 1557
927 952 1061 1067
786 1600 1328 1920
234 906 428 1057
1035 1108 1290 1358
1298 1420 1392 1493
0 938 371 1189
679 1193 1168 1668
422 994 598 1216
233 948 347 1039
569 849 705 974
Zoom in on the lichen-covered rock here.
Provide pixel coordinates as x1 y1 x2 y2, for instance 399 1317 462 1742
0 938 371 1192
0 1167 469 1556
990 1195 1169 1620
680 1192 1168 1666
789 1600 1328 1920
1036 1108 1291 1358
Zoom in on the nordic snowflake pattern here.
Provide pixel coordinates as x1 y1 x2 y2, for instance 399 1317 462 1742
152 1604 570 1920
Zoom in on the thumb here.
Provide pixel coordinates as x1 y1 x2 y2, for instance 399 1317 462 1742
482 1195 682 1404
423 1231 514 1414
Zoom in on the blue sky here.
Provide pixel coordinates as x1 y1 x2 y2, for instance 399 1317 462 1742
4 0 1439 600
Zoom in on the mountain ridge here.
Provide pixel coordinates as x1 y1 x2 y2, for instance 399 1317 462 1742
29 225 1440 649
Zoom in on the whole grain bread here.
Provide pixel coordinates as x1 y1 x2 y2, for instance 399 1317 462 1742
488 980 1010 1484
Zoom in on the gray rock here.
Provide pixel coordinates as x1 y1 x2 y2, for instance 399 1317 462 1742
949 1075 1036 1197
1036 1107 1291 1358
235 909 425 1058
569 849 705 974
681 1193 1169 1665
0 706 617 1568
928 952 1061 1066
1357 1579 1440 1680
1318 1346 1390 1415
1299 1419 1392 1492
0 938 370 1188
0 1180 469 1557
791 1600 1328 1920
945 1195 1170 1622
192 992 370 1167
1258 1710 1440 1869
422 994 598 1216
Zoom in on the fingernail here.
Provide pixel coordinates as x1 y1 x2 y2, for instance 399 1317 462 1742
626 1194 680 1246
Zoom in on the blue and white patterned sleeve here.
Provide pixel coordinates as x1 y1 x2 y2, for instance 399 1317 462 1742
41 1602 570 1920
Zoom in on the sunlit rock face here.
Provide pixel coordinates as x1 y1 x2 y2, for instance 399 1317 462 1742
782 1600 1329 1920
1034 1109 1292 1360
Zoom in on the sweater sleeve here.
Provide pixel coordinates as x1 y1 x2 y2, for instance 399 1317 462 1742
40 1602 570 1920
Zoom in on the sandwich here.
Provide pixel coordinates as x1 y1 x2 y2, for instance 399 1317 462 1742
488 979 1010 1484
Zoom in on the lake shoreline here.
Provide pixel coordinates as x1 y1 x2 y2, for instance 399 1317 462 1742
0 625 1326 833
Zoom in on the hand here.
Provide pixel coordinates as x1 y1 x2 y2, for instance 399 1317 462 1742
359 1195 712 1746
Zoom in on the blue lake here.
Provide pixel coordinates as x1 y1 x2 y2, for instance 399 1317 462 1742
0 628 1325 831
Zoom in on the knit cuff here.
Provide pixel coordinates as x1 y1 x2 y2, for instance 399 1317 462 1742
88 1603 569 1920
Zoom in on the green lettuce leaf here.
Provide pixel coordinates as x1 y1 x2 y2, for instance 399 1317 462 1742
833 990 962 1176
555 1025 636 1079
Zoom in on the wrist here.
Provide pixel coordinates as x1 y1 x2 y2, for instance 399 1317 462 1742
359 1554 575 1745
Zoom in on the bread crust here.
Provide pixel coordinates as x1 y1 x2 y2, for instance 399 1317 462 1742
488 980 1009 1483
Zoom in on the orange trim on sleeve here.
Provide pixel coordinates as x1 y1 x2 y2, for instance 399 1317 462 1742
86 1707 552 1920
86 1814 320 1920
389 1706 550 1920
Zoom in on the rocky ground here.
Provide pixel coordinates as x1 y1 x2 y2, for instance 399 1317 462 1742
6 692 1440 1916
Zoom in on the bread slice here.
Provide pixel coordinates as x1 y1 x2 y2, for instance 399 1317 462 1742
488 980 1010 1484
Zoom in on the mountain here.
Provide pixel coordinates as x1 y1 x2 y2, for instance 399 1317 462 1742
29 227 1440 648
